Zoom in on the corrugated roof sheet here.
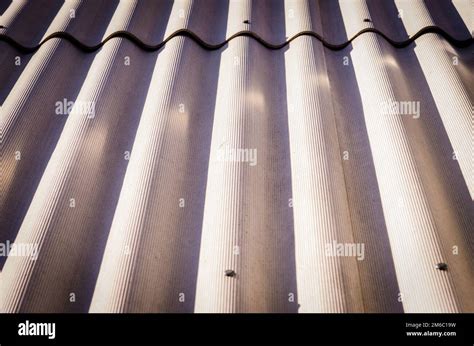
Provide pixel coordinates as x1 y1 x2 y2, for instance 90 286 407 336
0 0 472 313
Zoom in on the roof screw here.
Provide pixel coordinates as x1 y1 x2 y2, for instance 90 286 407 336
435 263 448 271
363 18 371 23
225 269 236 277
243 20 250 24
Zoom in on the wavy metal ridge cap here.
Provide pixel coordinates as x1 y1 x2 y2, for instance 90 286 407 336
0 25 472 53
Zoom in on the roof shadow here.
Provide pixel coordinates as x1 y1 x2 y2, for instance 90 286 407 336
0 0 64 105
0 0 11 16
0 0 119 269
319 0 404 313
251 0 298 313
425 0 472 39
3 1 175 312
119 0 230 313
374 0 474 310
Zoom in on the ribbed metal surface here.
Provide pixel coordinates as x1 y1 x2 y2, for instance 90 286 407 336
0 0 472 313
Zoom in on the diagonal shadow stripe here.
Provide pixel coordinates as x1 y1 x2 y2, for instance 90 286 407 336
0 26 472 53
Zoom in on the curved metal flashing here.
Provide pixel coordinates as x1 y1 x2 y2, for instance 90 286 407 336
0 25 472 53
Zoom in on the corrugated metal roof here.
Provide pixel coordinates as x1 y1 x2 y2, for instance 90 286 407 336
0 0 472 313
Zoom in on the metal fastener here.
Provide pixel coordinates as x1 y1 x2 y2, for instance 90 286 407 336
225 269 236 277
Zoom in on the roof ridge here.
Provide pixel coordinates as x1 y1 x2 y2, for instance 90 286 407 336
1 25 472 54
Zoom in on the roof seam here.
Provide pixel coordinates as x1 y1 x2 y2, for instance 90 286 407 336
0 25 472 54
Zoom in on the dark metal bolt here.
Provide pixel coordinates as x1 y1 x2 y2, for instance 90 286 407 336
436 263 448 271
363 18 371 23
243 20 250 24
225 269 236 277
